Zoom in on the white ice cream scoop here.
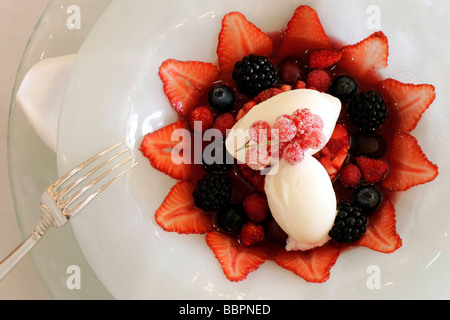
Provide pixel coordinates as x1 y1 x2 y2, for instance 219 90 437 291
265 156 337 251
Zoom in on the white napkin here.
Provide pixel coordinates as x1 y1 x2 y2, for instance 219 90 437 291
16 54 77 153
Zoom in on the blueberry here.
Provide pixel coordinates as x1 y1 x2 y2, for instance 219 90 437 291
352 184 382 213
328 75 358 101
208 84 236 113
217 204 247 232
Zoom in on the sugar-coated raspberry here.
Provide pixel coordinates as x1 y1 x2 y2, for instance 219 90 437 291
268 140 290 160
272 116 297 142
242 193 269 223
246 145 270 170
240 221 265 246
311 114 324 131
282 142 306 165
291 134 309 150
212 113 235 136
304 128 326 149
249 120 271 143
291 108 314 133
340 164 362 187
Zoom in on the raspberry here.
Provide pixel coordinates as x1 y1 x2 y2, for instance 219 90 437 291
272 116 297 142
188 106 215 133
242 193 270 222
339 164 362 187
249 120 271 143
240 221 265 246
282 142 306 165
304 128 326 149
213 113 235 136
306 70 332 92
291 108 314 133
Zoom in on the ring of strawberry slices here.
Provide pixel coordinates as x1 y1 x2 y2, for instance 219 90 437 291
139 5 438 283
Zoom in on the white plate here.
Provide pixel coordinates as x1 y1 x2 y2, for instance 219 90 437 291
57 0 450 299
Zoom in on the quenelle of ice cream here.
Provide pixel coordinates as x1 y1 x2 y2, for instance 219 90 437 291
265 156 337 251
225 89 341 165
225 89 341 251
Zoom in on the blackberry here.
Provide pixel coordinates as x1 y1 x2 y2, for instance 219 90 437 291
232 54 277 96
329 201 368 243
202 142 234 174
193 173 232 211
348 91 388 130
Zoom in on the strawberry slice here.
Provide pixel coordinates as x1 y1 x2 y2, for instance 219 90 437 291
382 131 438 191
357 200 402 253
278 5 331 58
275 242 341 283
139 120 191 179
205 230 269 281
355 156 389 184
315 123 350 181
339 31 388 85
159 59 219 117
376 79 436 133
155 181 213 234
309 48 343 69
217 12 273 74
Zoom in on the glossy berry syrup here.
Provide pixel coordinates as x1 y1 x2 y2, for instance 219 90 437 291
184 31 400 256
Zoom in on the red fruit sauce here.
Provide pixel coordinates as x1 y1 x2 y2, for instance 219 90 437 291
183 30 401 257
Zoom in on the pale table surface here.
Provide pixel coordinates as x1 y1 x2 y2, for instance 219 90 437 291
0 0 52 300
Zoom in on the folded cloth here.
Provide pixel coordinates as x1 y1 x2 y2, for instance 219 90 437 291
16 54 77 153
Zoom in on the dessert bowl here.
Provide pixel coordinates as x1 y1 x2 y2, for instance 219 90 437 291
57 0 450 299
